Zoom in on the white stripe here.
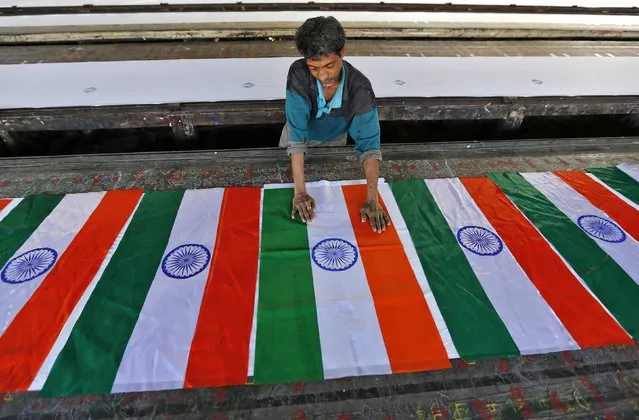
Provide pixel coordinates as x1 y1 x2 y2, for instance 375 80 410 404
0 192 104 337
378 182 459 359
426 178 579 354
110 189 225 393
29 194 142 391
587 172 639 212
618 163 639 183
247 187 263 378
0 198 23 223
305 181 391 379
264 179 373 190
524 172 639 288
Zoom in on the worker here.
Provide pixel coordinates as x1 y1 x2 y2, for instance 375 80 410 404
281 16 391 233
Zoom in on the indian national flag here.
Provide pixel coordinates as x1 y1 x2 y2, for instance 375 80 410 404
0 165 638 397
253 181 454 384
0 188 261 396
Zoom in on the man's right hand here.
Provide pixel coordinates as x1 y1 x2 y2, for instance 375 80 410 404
292 191 316 223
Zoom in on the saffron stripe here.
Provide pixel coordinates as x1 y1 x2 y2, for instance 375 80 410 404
342 184 451 372
389 179 519 360
40 190 185 397
461 177 633 348
489 172 639 340
0 190 142 391
0 199 10 212
185 187 261 388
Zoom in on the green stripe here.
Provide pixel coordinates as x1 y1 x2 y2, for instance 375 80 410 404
587 167 639 206
0 195 64 268
389 180 519 360
254 188 323 383
490 172 639 339
40 190 184 397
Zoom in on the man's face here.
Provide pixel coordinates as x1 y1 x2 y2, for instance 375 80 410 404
306 50 344 89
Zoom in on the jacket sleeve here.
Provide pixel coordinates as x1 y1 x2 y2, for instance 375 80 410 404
348 84 382 163
285 90 310 143
285 62 311 143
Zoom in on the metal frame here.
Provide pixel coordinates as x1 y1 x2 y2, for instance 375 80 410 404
5 28 639 44
3 137 639 171
1 96 638 133
2 2 639 16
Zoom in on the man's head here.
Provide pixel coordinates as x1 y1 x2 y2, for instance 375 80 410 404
295 16 346 88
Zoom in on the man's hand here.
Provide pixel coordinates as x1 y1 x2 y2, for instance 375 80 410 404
360 198 391 233
361 158 389 233
292 191 316 223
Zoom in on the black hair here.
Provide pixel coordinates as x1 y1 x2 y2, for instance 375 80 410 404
294 16 346 60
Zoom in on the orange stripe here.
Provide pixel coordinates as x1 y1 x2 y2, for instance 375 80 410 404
556 170 639 242
342 184 451 372
461 177 633 348
184 187 261 388
0 199 10 212
0 189 142 391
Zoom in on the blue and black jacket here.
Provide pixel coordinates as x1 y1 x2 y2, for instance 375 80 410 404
285 59 382 162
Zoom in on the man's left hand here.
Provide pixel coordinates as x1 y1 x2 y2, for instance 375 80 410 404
360 199 391 233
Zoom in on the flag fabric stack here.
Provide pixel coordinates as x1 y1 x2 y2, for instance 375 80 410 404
0 164 638 397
